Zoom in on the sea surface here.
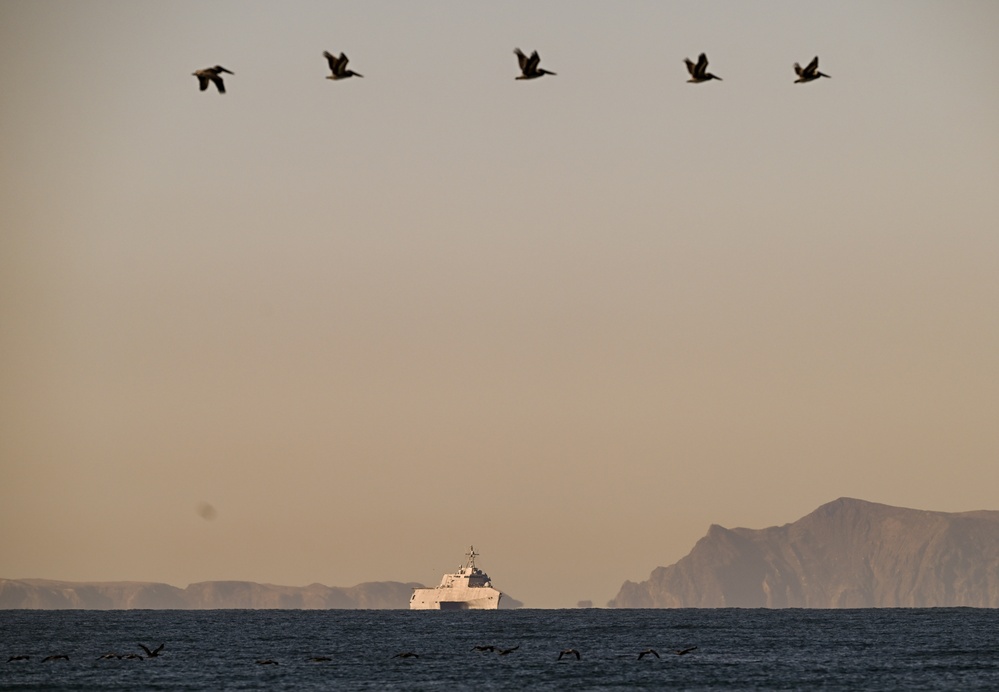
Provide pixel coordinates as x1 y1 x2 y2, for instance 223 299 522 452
2 608 998 690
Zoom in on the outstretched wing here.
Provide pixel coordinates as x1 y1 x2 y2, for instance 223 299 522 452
695 53 708 78
794 62 804 77
210 75 226 93
514 48 529 73
527 50 541 74
684 58 697 77
804 56 819 75
323 51 337 71
197 75 210 91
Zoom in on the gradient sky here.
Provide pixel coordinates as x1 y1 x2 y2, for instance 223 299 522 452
2 1 998 608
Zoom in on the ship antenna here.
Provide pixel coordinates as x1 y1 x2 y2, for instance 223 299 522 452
466 546 478 569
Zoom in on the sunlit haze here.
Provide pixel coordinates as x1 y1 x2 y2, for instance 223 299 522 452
2 1 998 607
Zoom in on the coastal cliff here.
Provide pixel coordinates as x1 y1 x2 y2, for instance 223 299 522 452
609 498 999 608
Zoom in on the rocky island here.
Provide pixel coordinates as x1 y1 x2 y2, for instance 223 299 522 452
609 497 999 608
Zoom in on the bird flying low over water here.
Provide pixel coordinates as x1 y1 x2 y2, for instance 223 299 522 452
193 65 233 93
558 648 581 660
324 51 363 79
675 646 698 656
794 56 830 83
138 643 164 658
684 53 721 82
638 649 660 659
515 49 556 79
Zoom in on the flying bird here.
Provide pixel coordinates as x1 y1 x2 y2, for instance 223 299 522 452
497 645 520 656
472 645 497 652
638 649 660 659
42 655 69 662
794 56 830 83
558 648 581 660
324 51 363 80
393 652 419 659
255 659 279 665
514 49 556 79
192 66 233 94
675 646 698 656
684 53 722 83
138 643 164 658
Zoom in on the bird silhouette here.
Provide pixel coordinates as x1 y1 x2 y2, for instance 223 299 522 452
794 56 830 83
684 53 721 82
138 643 164 658
323 51 363 80
515 49 556 79
675 646 698 656
638 648 660 659
558 648 581 660
192 66 233 94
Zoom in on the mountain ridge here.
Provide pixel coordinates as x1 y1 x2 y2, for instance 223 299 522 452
0 578 422 609
609 497 999 608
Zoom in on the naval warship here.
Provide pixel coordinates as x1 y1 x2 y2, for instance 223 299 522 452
410 546 503 610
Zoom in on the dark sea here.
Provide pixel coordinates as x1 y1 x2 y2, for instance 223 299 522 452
2 609 998 690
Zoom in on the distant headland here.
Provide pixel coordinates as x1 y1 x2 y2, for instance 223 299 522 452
609 497 999 608
0 579 421 609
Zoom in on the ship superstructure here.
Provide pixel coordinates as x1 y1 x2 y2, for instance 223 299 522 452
410 546 503 610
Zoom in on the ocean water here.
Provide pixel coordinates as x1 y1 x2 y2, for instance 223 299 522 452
2 608 998 690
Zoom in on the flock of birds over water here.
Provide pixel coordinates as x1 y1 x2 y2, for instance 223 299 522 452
192 50 831 93
7 641 699 665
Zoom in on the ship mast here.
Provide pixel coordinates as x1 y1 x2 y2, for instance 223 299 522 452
465 546 479 570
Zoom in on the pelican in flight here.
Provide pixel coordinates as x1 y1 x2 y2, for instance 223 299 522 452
324 51 363 80
684 53 721 83
557 648 581 660
794 56 830 83
638 649 660 659
138 643 164 658
192 66 233 94
514 49 556 79
675 646 698 656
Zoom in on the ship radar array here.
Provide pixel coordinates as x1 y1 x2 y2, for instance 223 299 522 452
193 51 830 93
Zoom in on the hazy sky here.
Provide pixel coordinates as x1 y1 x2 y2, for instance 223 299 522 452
2 1 998 608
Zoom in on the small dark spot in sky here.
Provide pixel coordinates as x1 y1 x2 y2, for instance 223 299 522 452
197 502 217 521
